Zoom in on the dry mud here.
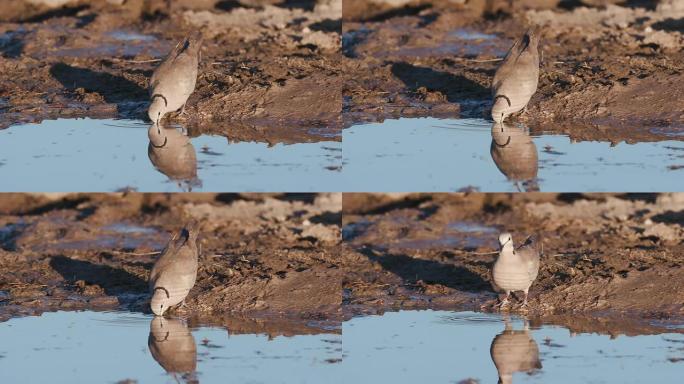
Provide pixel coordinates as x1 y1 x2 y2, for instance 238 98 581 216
0 193 342 334
343 0 684 143
0 0 342 144
342 193 684 335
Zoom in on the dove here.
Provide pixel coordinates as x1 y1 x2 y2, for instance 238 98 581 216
148 317 197 376
490 122 539 191
490 320 542 384
147 124 199 190
491 28 540 123
148 35 202 124
492 233 540 308
149 222 200 316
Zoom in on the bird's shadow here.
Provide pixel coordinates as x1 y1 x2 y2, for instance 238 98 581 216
390 61 490 116
0 29 27 59
49 255 147 299
49 62 147 109
358 246 490 292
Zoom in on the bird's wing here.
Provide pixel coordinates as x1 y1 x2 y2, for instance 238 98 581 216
149 37 199 92
517 235 541 282
492 29 539 92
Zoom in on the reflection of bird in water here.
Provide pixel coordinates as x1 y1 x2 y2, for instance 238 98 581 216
490 319 542 384
490 122 539 192
148 316 199 384
491 28 540 123
149 222 200 316
148 124 201 191
492 233 540 309
148 35 201 124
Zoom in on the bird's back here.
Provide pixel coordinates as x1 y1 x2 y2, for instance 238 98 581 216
149 36 201 108
149 224 200 295
491 28 540 111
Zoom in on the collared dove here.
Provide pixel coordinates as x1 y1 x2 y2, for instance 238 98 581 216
491 28 540 123
490 122 539 192
490 320 542 384
147 124 199 191
149 222 200 316
148 35 202 124
492 233 540 308
148 316 197 375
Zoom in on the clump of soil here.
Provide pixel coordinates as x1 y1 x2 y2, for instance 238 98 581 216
0 0 342 144
343 0 684 142
0 192 342 332
342 193 684 333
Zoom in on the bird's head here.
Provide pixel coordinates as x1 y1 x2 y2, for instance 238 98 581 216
150 287 170 316
498 232 513 249
148 97 167 125
491 96 511 123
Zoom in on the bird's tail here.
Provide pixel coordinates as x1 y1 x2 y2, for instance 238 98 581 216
524 25 541 48
183 219 201 244
172 220 201 249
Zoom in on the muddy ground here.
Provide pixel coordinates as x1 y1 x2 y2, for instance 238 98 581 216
0 193 342 335
343 0 684 143
342 193 684 335
0 0 342 144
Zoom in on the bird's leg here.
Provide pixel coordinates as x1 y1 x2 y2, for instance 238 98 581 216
179 103 187 116
522 289 529 308
499 291 510 310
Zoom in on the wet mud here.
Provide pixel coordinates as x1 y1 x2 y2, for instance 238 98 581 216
342 193 684 334
0 193 342 332
343 0 684 143
0 0 342 144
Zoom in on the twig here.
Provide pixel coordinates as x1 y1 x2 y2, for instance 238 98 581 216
467 250 500 256
452 57 504 63
109 250 161 256
113 58 162 64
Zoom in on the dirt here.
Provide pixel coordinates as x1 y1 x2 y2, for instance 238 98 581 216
0 192 342 333
341 193 684 334
0 0 342 144
342 0 684 143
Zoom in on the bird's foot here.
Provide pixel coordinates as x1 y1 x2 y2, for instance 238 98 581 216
498 298 510 310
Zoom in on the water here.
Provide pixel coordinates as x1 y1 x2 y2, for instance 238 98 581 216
388 221 498 250
0 118 341 192
343 310 684 384
342 118 684 192
0 311 341 383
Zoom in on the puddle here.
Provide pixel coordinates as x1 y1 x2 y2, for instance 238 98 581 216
0 311 341 383
108 30 157 42
103 223 159 235
450 29 498 41
391 221 498 250
343 310 684 384
342 117 684 192
368 27 509 59
0 118 342 192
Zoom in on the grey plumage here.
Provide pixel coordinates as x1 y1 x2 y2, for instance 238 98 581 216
148 316 197 375
491 28 540 123
490 122 539 191
149 222 200 316
148 35 202 124
490 321 542 384
147 124 198 190
492 233 540 308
